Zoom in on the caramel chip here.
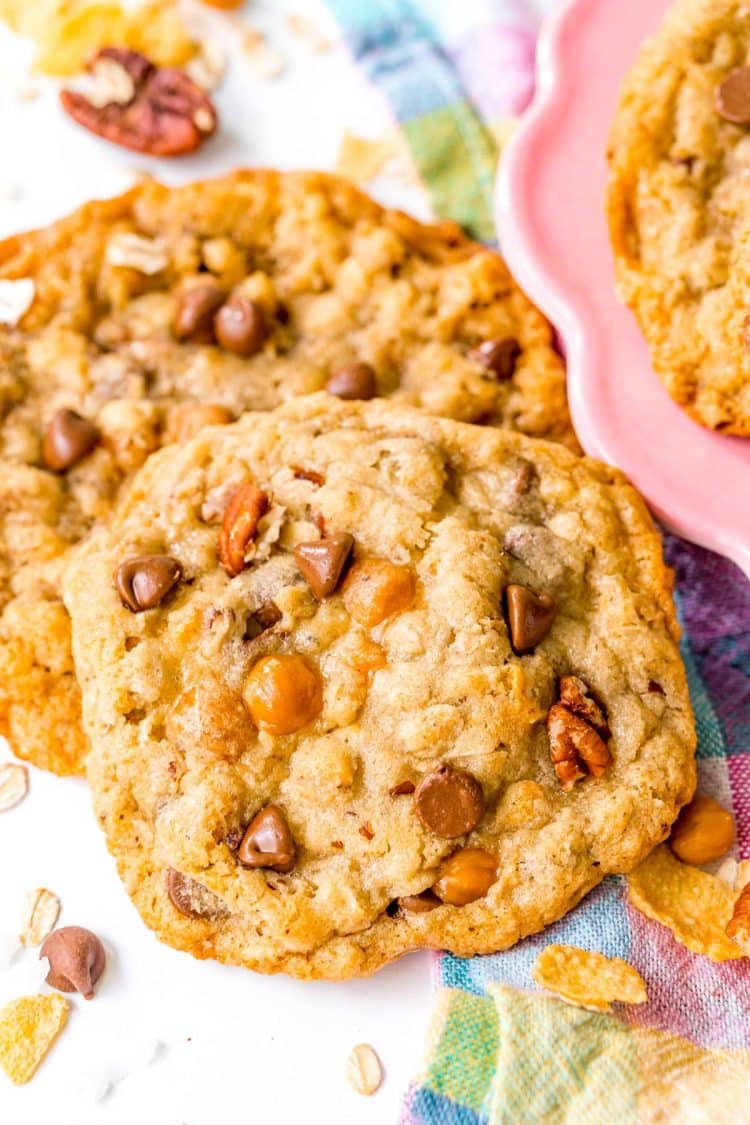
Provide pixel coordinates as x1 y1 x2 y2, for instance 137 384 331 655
0 994 69 1085
627 846 744 962
532 944 648 1012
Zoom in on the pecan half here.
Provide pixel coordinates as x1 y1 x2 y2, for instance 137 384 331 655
558 675 610 737
547 677 611 790
61 48 217 156
218 482 269 577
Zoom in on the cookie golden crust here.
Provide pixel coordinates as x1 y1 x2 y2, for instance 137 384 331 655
63 396 695 979
0 169 575 776
608 0 750 434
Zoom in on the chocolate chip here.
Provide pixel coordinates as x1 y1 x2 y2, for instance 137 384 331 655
389 780 415 797
504 584 556 653
414 764 485 838
115 554 182 612
647 680 665 695
469 338 521 380
40 926 106 1000
245 601 283 640
294 533 354 599
214 296 268 356
398 890 441 914
42 409 100 472
325 361 377 400
165 869 225 918
716 67 750 124
173 282 225 343
238 805 296 873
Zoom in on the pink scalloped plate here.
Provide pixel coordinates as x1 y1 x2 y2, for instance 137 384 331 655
497 0 750 577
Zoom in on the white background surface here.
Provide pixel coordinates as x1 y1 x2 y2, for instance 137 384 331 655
0 3 436 1121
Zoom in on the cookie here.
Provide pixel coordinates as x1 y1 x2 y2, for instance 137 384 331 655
608 0 750 433
0 169 576 776
63 395 695 979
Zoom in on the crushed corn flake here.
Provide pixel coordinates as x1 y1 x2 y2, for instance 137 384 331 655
0 0 198 76
532 944 648 1012
0 994 69 1085
627 845 744 962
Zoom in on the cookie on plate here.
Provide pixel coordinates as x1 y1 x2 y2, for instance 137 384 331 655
608 0 750 434
63 395 695 979
0 169 575 776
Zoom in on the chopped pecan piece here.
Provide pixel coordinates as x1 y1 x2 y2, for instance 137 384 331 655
218 482 269 576
558 675 610 737
547 677 611 790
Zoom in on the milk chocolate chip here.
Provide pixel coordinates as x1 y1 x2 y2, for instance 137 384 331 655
470 338 520 380
166 869 225 919
504 584 556 653
238 805 296 873
294 533 354 599
43 409 100 472
40 926 106 1000
115 555 182 612
214 296 268 356
173 282 225 343
325 362 376 400
716 67 750 124
414 764 485 838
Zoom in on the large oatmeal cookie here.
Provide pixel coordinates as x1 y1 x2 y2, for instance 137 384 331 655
0 169 575 775
63 396 695 980
608 0 750 433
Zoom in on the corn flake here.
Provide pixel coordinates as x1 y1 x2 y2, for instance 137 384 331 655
36 5 129 76
0 0 197 76
627 845 744 962
0 994 69 1085
532 944 648 1012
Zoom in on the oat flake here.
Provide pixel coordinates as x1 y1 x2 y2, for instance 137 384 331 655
0 279 35 327
19 889 61 948
0 763 28 811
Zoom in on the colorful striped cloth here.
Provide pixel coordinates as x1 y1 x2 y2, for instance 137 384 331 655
323 2 750 1121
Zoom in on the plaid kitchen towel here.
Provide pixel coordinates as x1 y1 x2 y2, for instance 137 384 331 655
323 2 750 1121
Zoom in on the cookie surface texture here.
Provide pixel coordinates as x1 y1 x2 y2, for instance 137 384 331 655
63 396 695 979
609 0 750 433
0 170 574 775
